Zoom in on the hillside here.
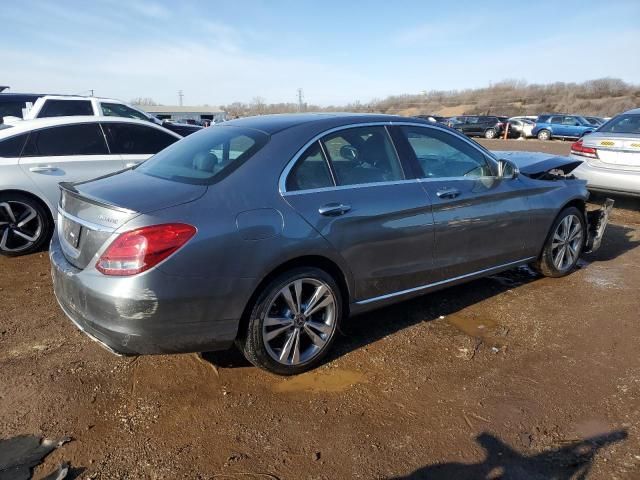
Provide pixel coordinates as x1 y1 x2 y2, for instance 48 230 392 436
221 78 640 118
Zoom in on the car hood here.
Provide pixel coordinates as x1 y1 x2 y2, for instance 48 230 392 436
65 168 207 214
493 151 583 177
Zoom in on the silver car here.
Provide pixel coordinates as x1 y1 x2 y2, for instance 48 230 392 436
0 116 181 255
571 108 640 197
50 114 612 375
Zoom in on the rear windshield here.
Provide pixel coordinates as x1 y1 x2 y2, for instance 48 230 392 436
136 126 269 185
598 114 640 135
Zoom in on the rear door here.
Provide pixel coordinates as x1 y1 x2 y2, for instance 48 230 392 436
18 123 124 208
282 125 436 301
102 122 180 168
395 124 532 280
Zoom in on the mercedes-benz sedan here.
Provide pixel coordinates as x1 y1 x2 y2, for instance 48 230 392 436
50 114 612 375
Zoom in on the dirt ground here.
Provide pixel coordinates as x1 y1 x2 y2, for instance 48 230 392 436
1 139 639 479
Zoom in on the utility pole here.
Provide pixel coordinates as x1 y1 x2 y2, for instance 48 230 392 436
297 88 304 112
178 90 184 107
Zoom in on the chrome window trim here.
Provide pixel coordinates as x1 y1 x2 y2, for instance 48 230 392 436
356 256 536 305
282 178 422 196
57 208 117 233
278 121 499 195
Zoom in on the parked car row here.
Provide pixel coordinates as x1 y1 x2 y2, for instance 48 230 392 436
414 113 603 141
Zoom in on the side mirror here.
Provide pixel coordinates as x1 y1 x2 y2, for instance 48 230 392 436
498 159 519 179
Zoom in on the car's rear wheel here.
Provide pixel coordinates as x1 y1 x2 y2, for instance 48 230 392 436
537 129 551 141
533 207 585 277
237 267 343 375
0 193 52 257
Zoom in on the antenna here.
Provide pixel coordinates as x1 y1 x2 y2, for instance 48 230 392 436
297 88 304 112
178 90 184 106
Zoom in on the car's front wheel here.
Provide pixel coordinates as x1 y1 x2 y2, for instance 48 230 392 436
0 193 52 257
533 207 585 277
484 128 497 139
237 267 343 375
537 129 551 141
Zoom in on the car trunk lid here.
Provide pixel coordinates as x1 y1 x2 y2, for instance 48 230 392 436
582 133 640 170
57 170 206 269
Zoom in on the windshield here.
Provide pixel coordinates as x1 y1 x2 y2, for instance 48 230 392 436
136 126 269 185
597 114 640 135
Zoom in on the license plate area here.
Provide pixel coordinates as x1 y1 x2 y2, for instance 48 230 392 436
61 216 82 249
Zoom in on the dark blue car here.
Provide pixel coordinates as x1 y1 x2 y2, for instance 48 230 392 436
532 114 595 141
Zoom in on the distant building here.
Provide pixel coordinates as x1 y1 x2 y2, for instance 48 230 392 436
142 105 227 123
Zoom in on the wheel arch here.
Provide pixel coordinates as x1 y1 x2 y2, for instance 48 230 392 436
236 254 352 340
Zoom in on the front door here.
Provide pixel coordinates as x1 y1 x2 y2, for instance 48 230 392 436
282 126 436 301
394 124 532 280
18 123 124 208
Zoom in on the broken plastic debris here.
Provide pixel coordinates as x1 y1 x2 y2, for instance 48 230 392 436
0 435 71 480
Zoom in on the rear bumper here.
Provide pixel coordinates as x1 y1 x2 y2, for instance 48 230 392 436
572 159 640 196
50 233 255 355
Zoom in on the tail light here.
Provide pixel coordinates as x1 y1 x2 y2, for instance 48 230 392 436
571 139 598 159
96 223 196 276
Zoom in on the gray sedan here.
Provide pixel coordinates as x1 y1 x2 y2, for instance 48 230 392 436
50 114 612 375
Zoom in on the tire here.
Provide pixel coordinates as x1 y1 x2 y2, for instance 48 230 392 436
533 207 585 278
237 267 343 375
0 192 53 257
484 129 497 139
537 129 551 141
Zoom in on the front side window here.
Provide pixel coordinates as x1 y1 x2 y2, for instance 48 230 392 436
103 123 177 155
38 100 93 118
22 124 108 156
321 126 403 186
0 133 28 158
101 103 150 121
562 116 579 126
286 142 334 191
136 126 269 185
598 114 640 134
401 126 493 178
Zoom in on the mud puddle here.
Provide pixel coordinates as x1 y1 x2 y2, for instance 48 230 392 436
447 315 498 338
273 368 366 393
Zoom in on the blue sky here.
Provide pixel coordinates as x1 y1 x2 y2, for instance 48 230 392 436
2 0 639 106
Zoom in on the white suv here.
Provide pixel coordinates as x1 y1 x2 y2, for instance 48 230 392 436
23 96 154 122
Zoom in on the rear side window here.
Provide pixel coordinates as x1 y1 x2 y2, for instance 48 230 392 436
101 103 150 121
22 124 109 156
136 126 269 185
0 102 29 119
550 116 563 124
286 142 334 191
321 126 404 186
38 100 93 118
598 114 640 134
0 133 28 157
401 126 493 178
103 123 177 154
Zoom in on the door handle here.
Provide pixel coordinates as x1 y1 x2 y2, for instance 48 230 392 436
318 203 351 216
436 187 461 199
29 166 59 173
125 162 141 168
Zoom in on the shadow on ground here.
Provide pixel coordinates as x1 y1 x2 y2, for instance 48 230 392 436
204 217 638 370
389 429 627 480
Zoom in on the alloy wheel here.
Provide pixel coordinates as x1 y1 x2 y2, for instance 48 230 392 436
262 278 337 366
551 214 583 271
0 201 43 253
